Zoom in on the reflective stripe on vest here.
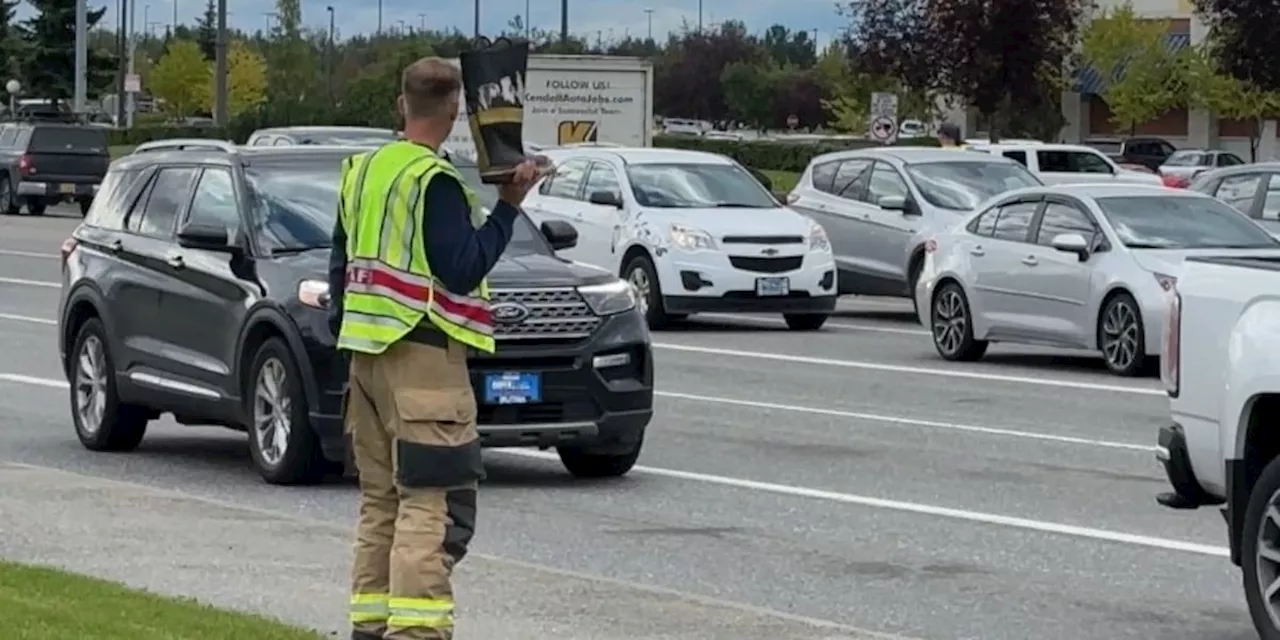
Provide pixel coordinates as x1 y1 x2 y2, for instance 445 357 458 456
336 141 496 355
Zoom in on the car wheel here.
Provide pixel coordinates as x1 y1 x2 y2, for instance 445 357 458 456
27 201 46 216
1097 292 1150 377
0 178 17 215
245 337 325 485
70 318 149 451
930 282 987 361
623 254 671 329
1242 455 1280 640
783 313 827 331
557 439 643 478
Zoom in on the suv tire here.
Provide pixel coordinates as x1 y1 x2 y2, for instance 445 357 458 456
623 254 671 329
557 439 643 478
1242 455 1280 639
0 178 17 215
70 318 149 451
27 201 46 216
244 337 326 485
783 313 827 331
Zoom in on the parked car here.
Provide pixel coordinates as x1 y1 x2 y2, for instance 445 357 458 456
521 147 838 330
899 119 927 137
915 183 1280 375
0 122 109 216
1187 162 1280 236
971 143 1164 186
787 147 1041 308
244 126 399 147
1158 149 1247 187
1084 136 1176 171
56 141 654 484
1156 251 1280 639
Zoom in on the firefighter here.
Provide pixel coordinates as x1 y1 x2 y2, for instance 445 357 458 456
326 57 541 640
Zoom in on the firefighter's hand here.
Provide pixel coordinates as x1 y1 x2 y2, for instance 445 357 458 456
498 160 541 206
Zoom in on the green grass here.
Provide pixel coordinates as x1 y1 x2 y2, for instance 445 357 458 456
760 169 800 193
0 561 326 640
109 145 136 158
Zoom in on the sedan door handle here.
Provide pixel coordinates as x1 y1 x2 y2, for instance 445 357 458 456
1021 255 1038 266
106 239 122 253
165 253 185 269
969 246 985 257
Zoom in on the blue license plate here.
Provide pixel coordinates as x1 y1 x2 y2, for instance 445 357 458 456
483 372 542 405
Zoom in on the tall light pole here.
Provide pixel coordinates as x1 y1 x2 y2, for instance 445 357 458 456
115 0 127 124
559 0 567 43
326 6 335 105
143 4 150 36
644 8 653 41
263 11 276 34
127 0 137 127
172 0 177 32
213 0 227 126
473 0 479 38
524 0 529 38
376 0 382 34
74 0 87 112
697 0 703 33
417 13 426 31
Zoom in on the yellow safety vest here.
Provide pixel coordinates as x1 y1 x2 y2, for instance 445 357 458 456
336 141 496 355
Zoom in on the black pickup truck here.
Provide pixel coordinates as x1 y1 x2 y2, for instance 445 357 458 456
0 122 110 216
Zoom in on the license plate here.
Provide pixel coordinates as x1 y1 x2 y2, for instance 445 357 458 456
483 372 541 405
755 277 790 296
59 183 75 195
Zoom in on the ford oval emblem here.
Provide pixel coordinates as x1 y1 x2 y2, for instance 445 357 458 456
491 302 531 324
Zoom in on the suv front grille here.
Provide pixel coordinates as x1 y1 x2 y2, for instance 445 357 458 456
729 256 804 273
490 288 600 341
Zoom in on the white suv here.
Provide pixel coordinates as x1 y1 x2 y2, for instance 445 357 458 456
521 147 838 330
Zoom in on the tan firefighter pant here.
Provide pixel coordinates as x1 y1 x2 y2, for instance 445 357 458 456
345 336 483 640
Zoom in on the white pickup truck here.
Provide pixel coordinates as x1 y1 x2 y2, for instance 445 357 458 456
1158 254 1280 637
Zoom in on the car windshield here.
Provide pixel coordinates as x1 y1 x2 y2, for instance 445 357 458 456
1095 195 1280 249
245 159 548 255
298 130 398 145
625 162 778 208
904 161 1042 211
1164 151 1209 167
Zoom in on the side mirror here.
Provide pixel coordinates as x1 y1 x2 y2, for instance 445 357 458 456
588 190 623 209
1050 232 1090 260
540 220 578 251
878 195 908 211
176 222 238 253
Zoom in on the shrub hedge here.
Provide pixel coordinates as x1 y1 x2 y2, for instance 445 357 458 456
105 126 940 173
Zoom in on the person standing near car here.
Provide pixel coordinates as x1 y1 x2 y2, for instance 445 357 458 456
327 57 541 640
937 122 966 149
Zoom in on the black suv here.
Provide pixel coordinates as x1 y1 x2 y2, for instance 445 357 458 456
0 122 110 216
56 141 654 484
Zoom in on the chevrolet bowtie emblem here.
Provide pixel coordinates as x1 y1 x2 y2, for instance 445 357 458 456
761 248 779 256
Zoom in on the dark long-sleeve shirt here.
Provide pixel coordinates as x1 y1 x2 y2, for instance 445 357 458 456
327 172 519 336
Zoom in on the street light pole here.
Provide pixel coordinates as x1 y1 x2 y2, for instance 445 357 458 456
172 0 177 32
213 0 227 125
524 0 529 38
115 0 126 124
417 13 426 31
326 6 335 105
376 0 382 34
697 0 702 33
127 0 137 127
644 8 653 41
473 0 479 39
74 0 87 112
559 0 567 43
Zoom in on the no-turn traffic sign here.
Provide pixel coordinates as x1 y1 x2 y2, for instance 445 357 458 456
870 115 897 142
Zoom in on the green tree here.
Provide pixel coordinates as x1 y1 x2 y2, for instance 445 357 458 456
0 0 19 81
223 40 268 117
150 39 211 116
264 0 318 121
1183 46 1280 160
195 0 217 61
335 38 435 127
18 0 116 101
720 61 784 130
1081 2 1182 134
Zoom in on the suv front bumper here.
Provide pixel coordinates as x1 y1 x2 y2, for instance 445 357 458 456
305 311 654 463
1156 423 1223 510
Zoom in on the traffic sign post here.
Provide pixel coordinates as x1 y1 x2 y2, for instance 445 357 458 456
125 74 141 94
868 92 899 144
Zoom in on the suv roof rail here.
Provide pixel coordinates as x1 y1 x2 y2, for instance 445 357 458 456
133 139 238 154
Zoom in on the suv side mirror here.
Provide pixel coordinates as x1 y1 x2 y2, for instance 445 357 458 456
540 220 578 251
177 222 238 253
1050 232 1089 260
588 190 623 209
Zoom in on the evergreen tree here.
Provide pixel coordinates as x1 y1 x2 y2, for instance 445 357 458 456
18 0 116 101
0 0 19 81
195 0 216 60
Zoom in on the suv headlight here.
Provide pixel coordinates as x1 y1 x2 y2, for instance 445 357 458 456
578 279 637 316
670 223 716 251
298 279 330 309
808 221 831 251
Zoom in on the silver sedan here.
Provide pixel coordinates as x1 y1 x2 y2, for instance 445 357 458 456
914 183 1280 376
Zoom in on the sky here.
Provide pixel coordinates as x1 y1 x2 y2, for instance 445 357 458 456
14 0 845 50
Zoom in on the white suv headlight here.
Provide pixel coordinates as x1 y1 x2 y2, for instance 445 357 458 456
578 279 637 316
669 223 717 251
808 221 831 251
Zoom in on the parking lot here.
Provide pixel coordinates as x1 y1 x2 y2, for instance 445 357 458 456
0 207 1258 639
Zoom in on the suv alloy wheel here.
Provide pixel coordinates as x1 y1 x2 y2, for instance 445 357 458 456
244 337 326 485
70 318 149 451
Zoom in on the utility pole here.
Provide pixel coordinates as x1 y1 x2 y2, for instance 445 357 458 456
74 0 87 113
326 7 335 106
472 0 479 39
524 0 529 38
697 0 702 33
644 8 653 41
213 0 227 125
126 0 137 127
172 0 177 32
116 0 127 124
376 0 382 34
559 0 567 43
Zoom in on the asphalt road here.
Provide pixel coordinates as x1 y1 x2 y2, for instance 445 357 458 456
0 207 1258 640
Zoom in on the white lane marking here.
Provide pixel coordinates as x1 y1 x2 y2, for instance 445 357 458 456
497 449 1227 557
0 371 1223 557
0 276 58 288
0 373 66 388
656 390 1153 452
0 249 58 259
698 313 928 336
0 313 56 325
651 342 1165 397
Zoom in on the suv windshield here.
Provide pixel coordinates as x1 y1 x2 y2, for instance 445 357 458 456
245 158 549 255
905 161 1041 211
30 127 107 153
1095 195 1280 249
626 163 777 208
297 130 398 145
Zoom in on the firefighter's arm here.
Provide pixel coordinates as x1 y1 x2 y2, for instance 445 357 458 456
326 193 349 338
423 173 519 295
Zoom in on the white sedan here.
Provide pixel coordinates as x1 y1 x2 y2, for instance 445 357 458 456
522 147 838 330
